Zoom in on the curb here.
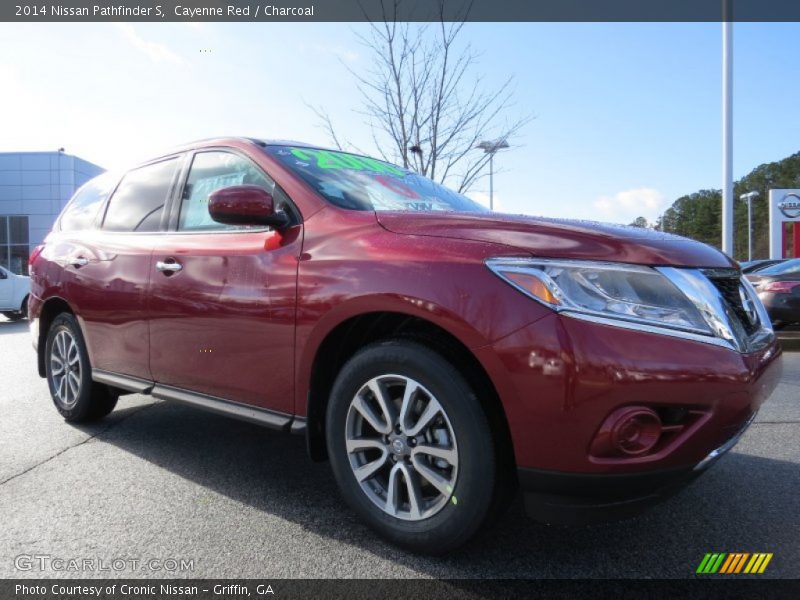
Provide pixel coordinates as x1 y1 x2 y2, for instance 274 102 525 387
777 326 800 351
778 337 800 352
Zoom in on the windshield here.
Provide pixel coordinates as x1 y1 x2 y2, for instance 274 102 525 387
265 146 488 213
757 258 800 276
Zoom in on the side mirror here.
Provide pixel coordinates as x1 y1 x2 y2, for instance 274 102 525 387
208 185 290 228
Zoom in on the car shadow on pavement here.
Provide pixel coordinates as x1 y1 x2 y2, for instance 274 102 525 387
0 319 28 332
93 400 799 578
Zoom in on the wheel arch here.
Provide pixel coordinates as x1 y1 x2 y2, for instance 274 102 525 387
303 310 516 482
36 296 76 377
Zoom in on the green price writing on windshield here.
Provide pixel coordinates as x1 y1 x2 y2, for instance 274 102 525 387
289 148 406 177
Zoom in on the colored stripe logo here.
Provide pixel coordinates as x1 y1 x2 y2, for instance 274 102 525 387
696 552 773 574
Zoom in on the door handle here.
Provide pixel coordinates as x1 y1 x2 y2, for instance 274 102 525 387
156 260 183 274
67 257 88 268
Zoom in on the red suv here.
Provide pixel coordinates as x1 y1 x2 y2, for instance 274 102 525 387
29 138 781 553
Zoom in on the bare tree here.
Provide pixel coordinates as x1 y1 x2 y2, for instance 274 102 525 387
311 0 530 194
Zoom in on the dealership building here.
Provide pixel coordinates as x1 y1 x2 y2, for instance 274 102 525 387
0 151 103 275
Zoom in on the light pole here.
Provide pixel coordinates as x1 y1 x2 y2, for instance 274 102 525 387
476 139 509 210
721 4 734 255
740 191 759 262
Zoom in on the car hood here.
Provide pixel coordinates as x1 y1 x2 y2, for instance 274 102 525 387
376 212 735 268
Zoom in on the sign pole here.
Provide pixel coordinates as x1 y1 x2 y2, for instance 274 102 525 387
721 15 734 256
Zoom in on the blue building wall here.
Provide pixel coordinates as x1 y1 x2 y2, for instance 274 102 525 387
0 151 103 273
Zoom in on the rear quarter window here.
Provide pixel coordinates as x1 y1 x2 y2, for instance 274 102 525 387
59 174 116 232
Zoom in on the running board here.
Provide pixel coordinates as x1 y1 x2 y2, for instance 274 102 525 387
93 369 153 394
91 369 305 434
152 384 293 431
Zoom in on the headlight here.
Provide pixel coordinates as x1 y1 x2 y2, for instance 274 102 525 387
486 258 712 336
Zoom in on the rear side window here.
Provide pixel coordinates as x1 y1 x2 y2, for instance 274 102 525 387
103 158 179 232
60 173 116 232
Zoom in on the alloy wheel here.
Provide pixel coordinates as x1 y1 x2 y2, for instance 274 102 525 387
50 329 82 408
345 374 459 521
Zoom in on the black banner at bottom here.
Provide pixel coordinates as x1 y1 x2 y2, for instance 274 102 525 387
4 579 800 600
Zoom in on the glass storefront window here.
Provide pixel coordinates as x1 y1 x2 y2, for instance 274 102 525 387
0 216 30 275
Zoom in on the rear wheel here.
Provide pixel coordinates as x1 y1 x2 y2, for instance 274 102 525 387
326 340 498 554
45 313 118 422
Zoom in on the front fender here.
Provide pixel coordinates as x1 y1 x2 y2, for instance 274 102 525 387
292 206 552 417
294 292 498 419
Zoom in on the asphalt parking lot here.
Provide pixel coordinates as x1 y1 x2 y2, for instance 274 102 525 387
1 316 798 579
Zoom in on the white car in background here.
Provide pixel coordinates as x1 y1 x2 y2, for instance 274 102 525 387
0 266 29 321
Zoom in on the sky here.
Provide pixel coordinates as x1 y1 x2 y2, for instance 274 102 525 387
1 21 800 224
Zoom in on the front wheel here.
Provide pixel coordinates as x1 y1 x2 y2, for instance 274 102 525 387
326 340 498 554
45 313 118 422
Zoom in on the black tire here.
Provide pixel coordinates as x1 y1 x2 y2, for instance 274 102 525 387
45 313 118 422
326 340 498 554
2 311 23 321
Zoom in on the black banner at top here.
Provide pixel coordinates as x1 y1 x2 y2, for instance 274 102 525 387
4 0 800 23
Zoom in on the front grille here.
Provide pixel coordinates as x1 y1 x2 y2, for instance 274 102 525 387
705 270 760 336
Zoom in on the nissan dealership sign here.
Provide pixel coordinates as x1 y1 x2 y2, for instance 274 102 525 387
768 189 800 258
777 193 800 219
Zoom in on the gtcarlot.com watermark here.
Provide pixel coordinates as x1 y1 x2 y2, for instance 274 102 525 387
14 554 194 573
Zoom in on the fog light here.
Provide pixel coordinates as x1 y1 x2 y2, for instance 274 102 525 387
591 406 662 458
612 408 661 455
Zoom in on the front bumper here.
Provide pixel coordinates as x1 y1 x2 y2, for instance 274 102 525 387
518 413 756 525
476 312 782 475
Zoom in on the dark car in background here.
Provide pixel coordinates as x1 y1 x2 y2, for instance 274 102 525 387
740 258 785 274
28 137 782 553
747 259 800 328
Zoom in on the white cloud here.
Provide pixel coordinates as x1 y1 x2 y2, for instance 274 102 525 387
299 42 360 63
592 187 667 224
113 24 183 64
